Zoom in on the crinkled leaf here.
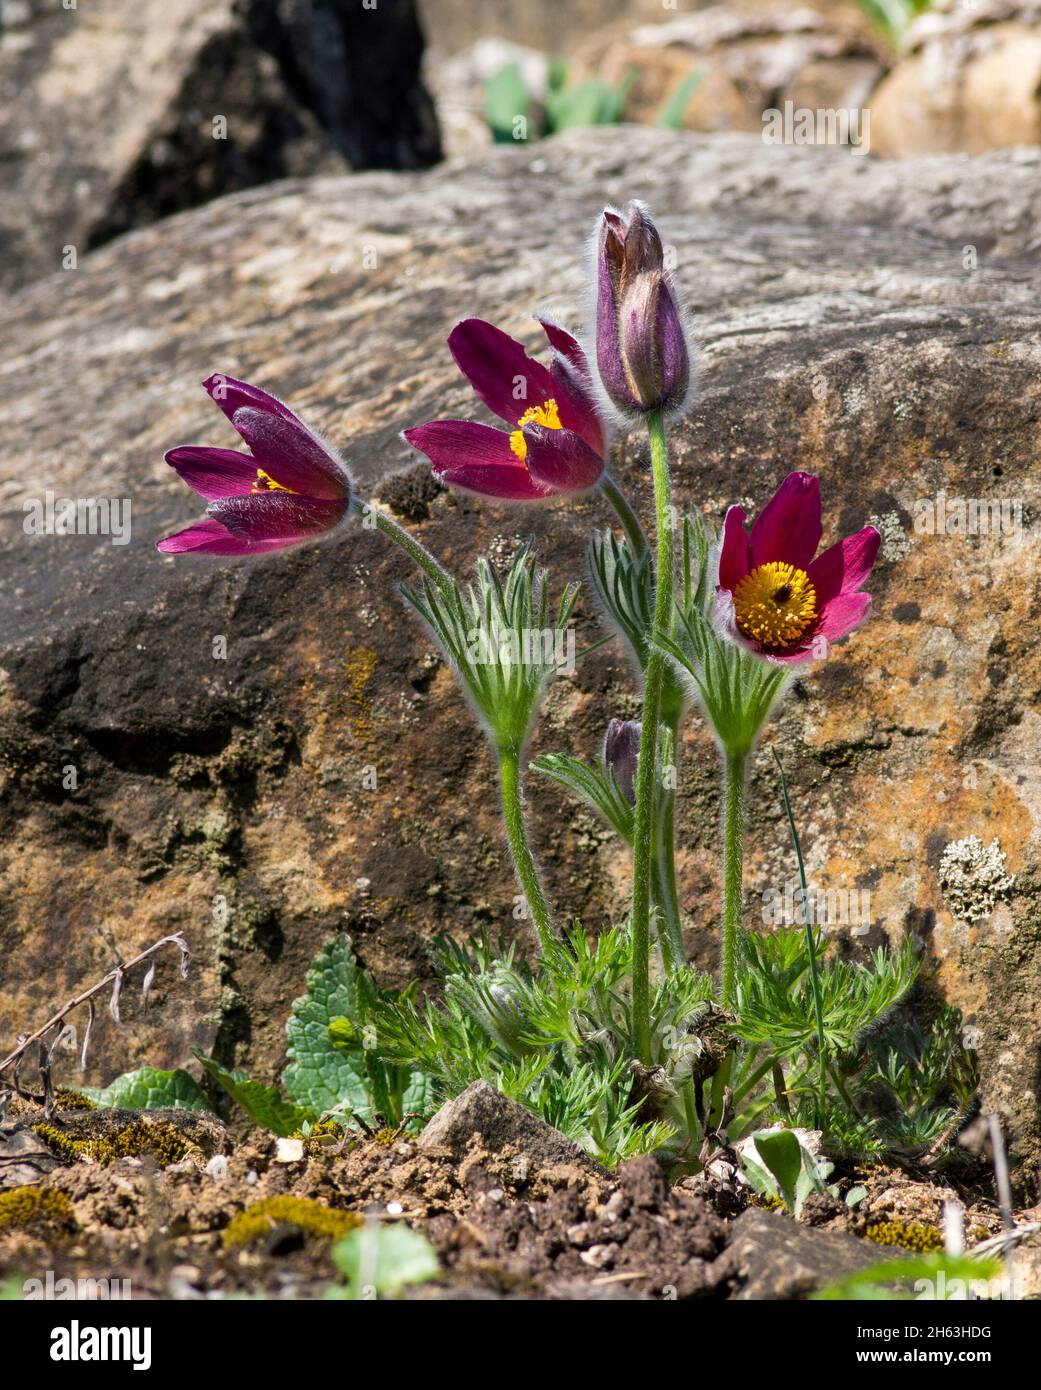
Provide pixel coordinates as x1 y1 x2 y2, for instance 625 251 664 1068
284 939 371 1120
81 1066 211 1112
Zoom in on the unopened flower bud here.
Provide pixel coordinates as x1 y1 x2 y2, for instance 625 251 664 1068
605 718 641 804
595 201 690 417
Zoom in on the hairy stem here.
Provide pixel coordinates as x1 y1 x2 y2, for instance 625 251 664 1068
773 748 827 1120
498 748 556 954
599 475 648 557
653 714 685 973
721 748 747 1008
630 409 673 1061
369 504 453 597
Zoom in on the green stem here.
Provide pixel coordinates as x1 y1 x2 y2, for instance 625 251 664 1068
653 715 684 973
498 748 555 954
599 475 648 557
721 748 746 1008
369 504 453 598
773 748 827 1121
630 410 673 1061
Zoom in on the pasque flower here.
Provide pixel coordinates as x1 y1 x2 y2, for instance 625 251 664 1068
403 317 606 500
596 201 690 417
716 471 880 662
604 718 640 804
157 375 353 555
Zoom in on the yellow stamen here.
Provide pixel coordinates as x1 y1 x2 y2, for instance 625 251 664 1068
733 561 817 649
509 398 563 462
251 468 296 494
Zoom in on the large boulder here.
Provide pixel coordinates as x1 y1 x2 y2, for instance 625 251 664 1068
1 127 1039 1183
0 0 440 291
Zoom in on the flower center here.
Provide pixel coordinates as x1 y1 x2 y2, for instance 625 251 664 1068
252 468 296 494
509 398 562 461
733 561 817 649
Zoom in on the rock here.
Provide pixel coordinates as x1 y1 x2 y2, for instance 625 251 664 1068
721 1207 892 1299
0 0 440 291
0 1124 63 1187
575 4 885 135
870 4 1041 156
1 126 1041 1181
419 1081 605 1173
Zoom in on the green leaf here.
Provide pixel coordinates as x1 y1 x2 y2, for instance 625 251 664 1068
402 1069 435 1117
846 1185 869 1208
80 1066 212 1112
813 1252 1004 1301
751 1129 803 1212
284 938 373 1120
194 1051 315 1137
657 69 705 129
330 1223 439 1298
484 62 532 143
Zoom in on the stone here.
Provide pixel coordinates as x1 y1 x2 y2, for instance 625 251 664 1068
870 4 1041 156
418 1081 605 1173
0 0 440 291
0 1124 63 1187
721 1207 894 1299
573 5 885 135
1 127 1040 1182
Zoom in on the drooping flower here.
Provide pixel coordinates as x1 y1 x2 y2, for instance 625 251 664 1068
604 718 640 804
716 472 880 663
403 317 606 501
595 201 690 418
156 375 353 555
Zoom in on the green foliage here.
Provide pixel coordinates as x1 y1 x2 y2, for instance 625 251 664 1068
80 1066 211 1112
285 939 374 1117
194 1053 314 1138
196 939 433 1136
371 923 701 1165
328 1222 439 1299
656 69 705 129
734 934 919 1057
484 62 531 143
484 59 636 144
856 0 933 49
740 1128 856 1218
814 1251 1004 1302
402 547 578 754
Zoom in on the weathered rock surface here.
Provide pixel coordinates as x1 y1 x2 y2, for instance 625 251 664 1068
0 0 440 291
419 1081 605 1173
1 127 1040 1182
721 1207 892 1299
871 1 1041 157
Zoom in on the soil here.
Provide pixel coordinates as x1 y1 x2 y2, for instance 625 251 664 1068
0 1102 1007 1301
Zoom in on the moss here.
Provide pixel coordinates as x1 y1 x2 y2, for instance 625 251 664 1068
222 1196 363 1250
33 1119 190 1167
864 1219 943 1253
0 1186 75 1234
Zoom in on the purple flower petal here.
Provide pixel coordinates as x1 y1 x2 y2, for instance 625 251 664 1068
717 506 750 592
207 493 348 543
231 407 350 500
807 526 881 606
203 374 300 429
403 419 547 500
816 590 873 644
448 319 557 427
156 519 272 556
595 212 634 412
522 425 604 493
165 447 261 501
748 472 822 570
535 319 606 456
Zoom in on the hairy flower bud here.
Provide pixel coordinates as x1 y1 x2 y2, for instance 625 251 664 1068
604 718 641 804
595 201 690 417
